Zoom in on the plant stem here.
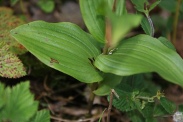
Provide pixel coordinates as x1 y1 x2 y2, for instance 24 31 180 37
107 89 115 122
146 14 155 37
135 96 154 102
103 0 117 55
20 0 26 14
172 0 182 45
106 89 119 122
87 83 98 116
103 19 112 55
112 0 117 12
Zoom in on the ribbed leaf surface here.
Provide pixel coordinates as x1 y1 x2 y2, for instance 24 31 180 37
95 34 183 86
0 83 5 109
107 0 127 16
80 0 105 42
29 110 50 122
160 97 176 114
11 21 103 83
0 81 38 122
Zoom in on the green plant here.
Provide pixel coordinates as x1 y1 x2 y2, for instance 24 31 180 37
0 81 50 122
111 74 180 122
0 7 26 78
10 0 183 121
152 0 183 43
37 0 55 13
7 0 55 13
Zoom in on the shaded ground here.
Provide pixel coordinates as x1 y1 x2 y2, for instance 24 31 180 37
1 0 183 122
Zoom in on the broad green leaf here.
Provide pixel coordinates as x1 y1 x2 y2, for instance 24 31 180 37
141 17 152 36
29 110 50 122
159 0 176 12
94 34 183 86
160 97 176 114
80 0 105 43
110 14 142 49
115 0 127 15
11 21 103 83
1 81 38 122
93 73 122 96
158 37 176 51
37 0 55 13
130 0 148 13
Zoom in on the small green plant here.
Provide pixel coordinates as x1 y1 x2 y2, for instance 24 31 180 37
8 0 55 13
37 0 55 13
0 7 26 78
111 74 181 122
151 0 183 44
10 0 183 121
0 81 50 122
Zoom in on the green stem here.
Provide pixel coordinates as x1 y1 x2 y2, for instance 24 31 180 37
103 0 117 55
136 96 150 100
87 83 98 116
145 14 154 37
136 96 154 102
172 0 182 45
107 89 114 122
20 0 26 14
103 19 111 55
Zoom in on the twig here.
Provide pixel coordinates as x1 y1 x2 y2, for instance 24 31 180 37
107 89 119 122
172 0 182 45
107 89 113 122
51 112 109 122
98 108 107 122
44 97 55 115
